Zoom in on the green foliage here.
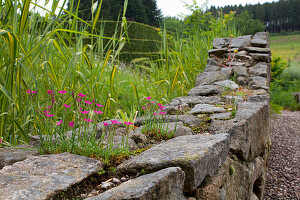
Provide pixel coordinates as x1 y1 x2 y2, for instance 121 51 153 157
271 61 300 111
69 0 162 27
208 0 300 33
271 55 288 83
232 11 266 35
163 17 184 34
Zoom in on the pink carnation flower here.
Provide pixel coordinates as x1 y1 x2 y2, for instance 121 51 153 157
58 90 67 94
84 119 93 122
77 93 86 97
69 121 74 127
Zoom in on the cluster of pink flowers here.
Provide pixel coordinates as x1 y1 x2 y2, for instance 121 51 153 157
27 90 37 94
142 96 166 116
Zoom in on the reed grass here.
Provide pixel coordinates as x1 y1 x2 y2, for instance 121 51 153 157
0 0 238 148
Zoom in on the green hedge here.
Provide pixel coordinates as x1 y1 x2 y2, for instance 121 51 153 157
82 21 163 61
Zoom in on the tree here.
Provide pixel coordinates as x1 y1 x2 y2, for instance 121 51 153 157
67 0 162 27
233 11 266 35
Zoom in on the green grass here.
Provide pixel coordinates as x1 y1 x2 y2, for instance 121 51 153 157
0 0 238 158
270 32 300 61
270 31 300 111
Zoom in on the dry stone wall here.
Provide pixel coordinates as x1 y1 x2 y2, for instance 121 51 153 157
0 32 271 200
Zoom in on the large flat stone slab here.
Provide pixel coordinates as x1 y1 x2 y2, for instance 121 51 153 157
195 70 232 86
135 115 202 128
188 85 222 96
249 53 270 62
169 96 222 107
117 134 230 192
0 145 39 169
0 153 102 200
231 35 252 48
249 62 268 77
87 167 186 200
189 104 226 114
249 76 268 90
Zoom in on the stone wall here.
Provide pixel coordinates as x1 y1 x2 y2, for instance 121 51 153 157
0 32 271 200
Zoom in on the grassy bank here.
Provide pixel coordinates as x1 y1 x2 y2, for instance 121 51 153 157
0 0 237 153
270 32 300 111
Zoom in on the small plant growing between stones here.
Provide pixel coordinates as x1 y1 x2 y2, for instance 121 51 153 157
140 97 176 141
27 89 131 162
212 35 239 68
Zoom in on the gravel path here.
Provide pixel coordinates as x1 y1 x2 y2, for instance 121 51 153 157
264 110 300 200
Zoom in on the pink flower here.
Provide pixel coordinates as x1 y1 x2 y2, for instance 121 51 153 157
43 110 50 114
96 103 103 107
160 112 166 115
157 103 162 106
47 90 53 94
26 90 31 94
124 122 134 125
103 122 109 126
84 119 93 122
142 107 146 109
56 120 62 125
85 100 92 105
80 110 90 114
32 91 37 94
95 110 103 114
45 106 51 109
111 120 122 124
145 97 151 100
77 98 81 102
0 138 2 143
150 101 156 104
45 114 55 118
77 93 86 97
153 112 157 116
58 90 67 94
63 104 71 108
69 121 74 127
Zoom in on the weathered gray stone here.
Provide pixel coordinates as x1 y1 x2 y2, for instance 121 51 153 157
249 76 268 90
0 145 39 170
204 65 221 72
214 80 239 90
251 32 268 48
221 95 243 104
138 122 194 138
207 58 220 66
209 48 228 57
248 95 270 102
228 61 245 67
87 167 186 200
211 112 232 120
135 115 203 129
208 101 270 161
169 96 222 107
117 133 230 192
0 153 102 200
213 38 229 49
237 76 248 85
251 39 267 47
188 85 222 96
237 50 248 56
195 70 232 86
189 104 226 114
249 53 270 62
195 156 266 200
253 32 268 40
231 35 252 48
249 62 268 77
245 47 271 53
233 66 249 77
251 89 268 96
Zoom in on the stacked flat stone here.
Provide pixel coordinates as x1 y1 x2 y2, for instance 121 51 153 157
0 33 271 200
